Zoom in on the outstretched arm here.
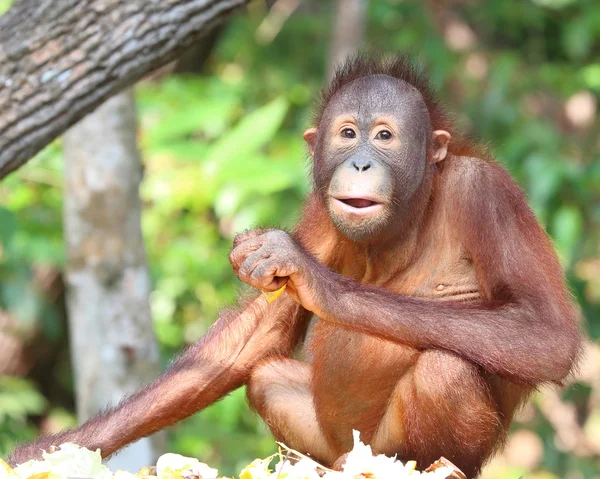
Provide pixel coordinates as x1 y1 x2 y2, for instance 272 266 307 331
230 160 582 385
8 292 309 466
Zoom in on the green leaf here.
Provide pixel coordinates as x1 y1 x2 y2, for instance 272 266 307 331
0 207 17 245
551 206 583 266
146 96 239 148
0 376 47 422
201 97 289 187
582 64 600 91
523 153 562 218
0 0 13 15
563 16 593 60
532 0 577 8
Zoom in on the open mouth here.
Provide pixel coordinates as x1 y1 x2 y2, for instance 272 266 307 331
339 198 379 208
332 197 384 215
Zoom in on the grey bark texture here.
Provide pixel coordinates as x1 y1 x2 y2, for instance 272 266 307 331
63 90 166 470
327 0 368 82
0 0 248 179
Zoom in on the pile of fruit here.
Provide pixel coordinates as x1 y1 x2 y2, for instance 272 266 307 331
1 431 464 479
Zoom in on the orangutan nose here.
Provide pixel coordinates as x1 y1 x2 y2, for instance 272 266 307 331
351 158 372 172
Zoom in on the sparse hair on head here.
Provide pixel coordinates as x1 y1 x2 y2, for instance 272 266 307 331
314 52 453 135
312 52 493 160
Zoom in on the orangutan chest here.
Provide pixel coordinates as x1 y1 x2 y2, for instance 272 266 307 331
306 242 481 442
386 244 482 302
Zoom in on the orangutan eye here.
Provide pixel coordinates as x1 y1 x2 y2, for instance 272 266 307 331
341 128 356 139
375 130 392 141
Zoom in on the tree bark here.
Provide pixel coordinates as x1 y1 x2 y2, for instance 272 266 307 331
63 90 166 470
0 0 248 179
327 0 368 82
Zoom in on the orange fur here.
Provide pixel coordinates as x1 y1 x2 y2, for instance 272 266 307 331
9 56 582 479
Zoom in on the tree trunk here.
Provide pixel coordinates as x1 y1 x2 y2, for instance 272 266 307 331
63 90 166 470
0 0 248 179
327 0 369 82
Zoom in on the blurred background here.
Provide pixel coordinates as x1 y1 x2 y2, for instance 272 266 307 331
0 0 599 477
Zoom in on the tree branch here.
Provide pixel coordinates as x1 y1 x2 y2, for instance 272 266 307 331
0 0 248 179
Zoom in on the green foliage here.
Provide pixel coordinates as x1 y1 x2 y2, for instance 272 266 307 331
0 208 17 245
0 0 12 15
135 72 309 475
0 377 46 423
0 377 47 455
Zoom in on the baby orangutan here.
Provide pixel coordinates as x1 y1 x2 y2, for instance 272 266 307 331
10 55 582 478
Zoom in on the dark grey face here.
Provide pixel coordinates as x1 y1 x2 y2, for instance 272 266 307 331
313 74 432 242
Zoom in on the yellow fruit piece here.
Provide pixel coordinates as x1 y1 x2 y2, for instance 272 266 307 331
262 284 287 303
26 473 62 479
239 459 271 479
136 467 155 478
404 461 417 474
0 458 19 479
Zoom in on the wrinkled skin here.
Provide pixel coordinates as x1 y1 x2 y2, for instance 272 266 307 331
312 75 435 242
229 229 323 315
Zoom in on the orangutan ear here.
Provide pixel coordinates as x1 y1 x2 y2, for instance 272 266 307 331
431 130 451 164
303 128 317 158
